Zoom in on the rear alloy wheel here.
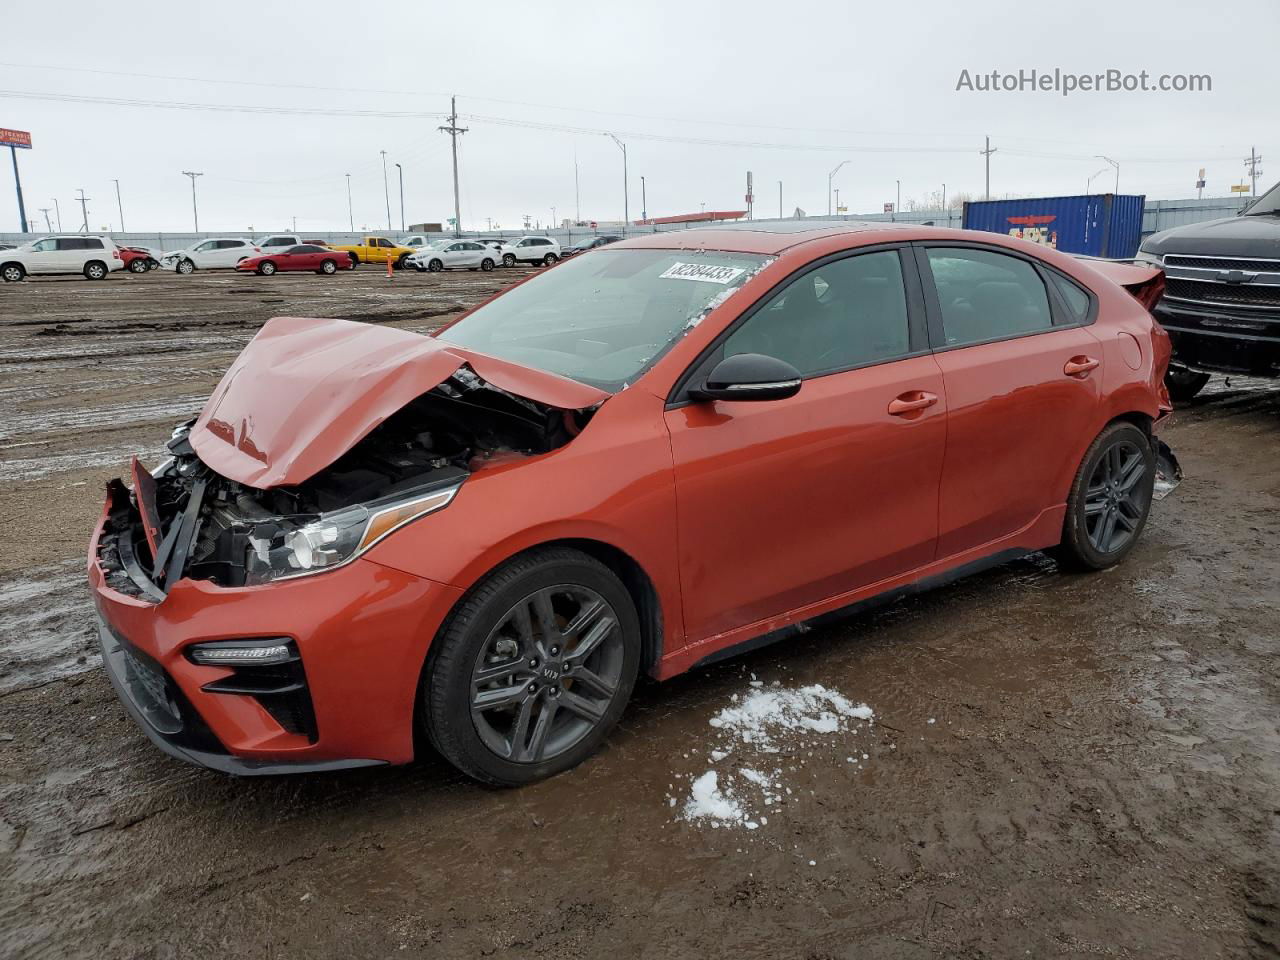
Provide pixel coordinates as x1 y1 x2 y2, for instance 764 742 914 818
1056 422 1156 571
1 263 25 282
428 258 444 273
319 258 338 275
502 253 517 268
176 258 195 275
481 257 494 271
542 252 558 267
424 547 640 785
128 258 148 274
1165 366 1210 402
84 261 108 280
258 261 277 276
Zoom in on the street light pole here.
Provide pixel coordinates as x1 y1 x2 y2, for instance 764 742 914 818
181 171 203 232
778 180 783 219
345 173 353 232
380 151 391 232
895 179 900 222
112 178 125 233
1097 155 1120 193
607 133 628 226
395 162 404 233
640 175 647 222
827 160 850 216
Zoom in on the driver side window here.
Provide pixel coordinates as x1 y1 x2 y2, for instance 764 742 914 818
723 250 912 378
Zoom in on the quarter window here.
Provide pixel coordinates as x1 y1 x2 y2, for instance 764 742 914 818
723 250 912 377
1050 272 1091 323
925 247 1053 346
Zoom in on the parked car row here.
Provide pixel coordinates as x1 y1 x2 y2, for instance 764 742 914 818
2 231 622 282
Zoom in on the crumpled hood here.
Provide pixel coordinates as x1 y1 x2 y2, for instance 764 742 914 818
190 316 609 488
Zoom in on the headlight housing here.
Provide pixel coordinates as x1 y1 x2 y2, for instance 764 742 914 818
242 483 460 585
1134 250 1163 267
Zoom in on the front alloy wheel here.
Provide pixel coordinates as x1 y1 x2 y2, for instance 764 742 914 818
1 264 24 282
258 261 277 276
423 547 640 785
176 259 195 275
502 253 517 268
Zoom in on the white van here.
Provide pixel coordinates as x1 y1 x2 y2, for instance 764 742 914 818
1 236 124 281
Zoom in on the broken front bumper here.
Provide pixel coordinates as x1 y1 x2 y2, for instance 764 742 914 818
89 497 463 775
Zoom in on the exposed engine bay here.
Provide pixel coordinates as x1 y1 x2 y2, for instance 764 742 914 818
96 366 595 599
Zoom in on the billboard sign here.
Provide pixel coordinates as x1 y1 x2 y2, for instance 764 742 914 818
0 128 32 149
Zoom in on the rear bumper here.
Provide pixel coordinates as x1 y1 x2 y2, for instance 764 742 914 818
89 509 464 774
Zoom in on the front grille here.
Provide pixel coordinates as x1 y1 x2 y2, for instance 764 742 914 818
1165 277 1280 310
1165 254 1280 273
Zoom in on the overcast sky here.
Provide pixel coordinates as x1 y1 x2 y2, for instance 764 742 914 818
1 1 1274 235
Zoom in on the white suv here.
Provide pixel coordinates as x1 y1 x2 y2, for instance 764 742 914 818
1 236 124 281
162 238 260 274
499 236 561 267
255 235 302 250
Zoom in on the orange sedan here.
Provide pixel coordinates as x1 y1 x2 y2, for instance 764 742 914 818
89 225 1177 784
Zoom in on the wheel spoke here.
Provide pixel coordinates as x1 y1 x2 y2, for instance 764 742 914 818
563 615 616 667
1118 454 1146 493
506 694 536 758
520 699 559 762
530 590 559 647
1084 497 1107 517
560 689 606 724
561 597 607 638
473 681 530 712
570 666 617 699
474 657 527 687
1097 507 1118 552
1115 507 1138 533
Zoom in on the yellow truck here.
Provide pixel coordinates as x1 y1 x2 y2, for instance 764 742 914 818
329 236 417 269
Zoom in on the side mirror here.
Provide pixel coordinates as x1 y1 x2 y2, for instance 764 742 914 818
689 353 803 403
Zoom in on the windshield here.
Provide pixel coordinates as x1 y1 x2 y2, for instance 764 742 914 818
438 248 771 391
1242 181 1280 216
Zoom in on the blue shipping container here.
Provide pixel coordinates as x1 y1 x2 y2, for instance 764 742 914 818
961 194 1146 258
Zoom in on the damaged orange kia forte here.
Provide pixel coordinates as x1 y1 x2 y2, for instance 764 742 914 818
89 225 1180 784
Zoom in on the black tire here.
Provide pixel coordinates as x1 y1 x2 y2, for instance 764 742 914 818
1055 422 1156 572
319 258 338 275
428 258 444 273
502 253 517 268
258 261 277 276
481 257 494 272
1 263 25 283
128 258 148 274
1165 366 1210 403
423 547 641 786
348 253 359 267
396 253 411 270
176 258 195 275
542 252 558 267
84 261 108 280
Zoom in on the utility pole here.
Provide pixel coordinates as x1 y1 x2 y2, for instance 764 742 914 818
52 198 61 231
38 206 51 231
606 133 628 225
112 179 125 233
828 160 850 216
895 179 900 222
345 173 353 232
1097 155 1120 193
574 152 580 224
181 171 202 232
942 183 946 212
438 95 468 237
380 151 391 232
1245 147 1264 197
395 162 404 232
980 136 997 199
75 189 90 233
8 145 29 233
778 180 783 219
640 175 647 222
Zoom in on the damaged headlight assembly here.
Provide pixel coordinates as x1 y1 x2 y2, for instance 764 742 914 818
243 483 461 585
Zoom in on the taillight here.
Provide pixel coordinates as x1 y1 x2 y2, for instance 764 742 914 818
113 250 121 259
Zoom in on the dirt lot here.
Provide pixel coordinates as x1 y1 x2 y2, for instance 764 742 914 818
1 267 1278 959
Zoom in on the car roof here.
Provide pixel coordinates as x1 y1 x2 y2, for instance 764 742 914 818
610 222 945 255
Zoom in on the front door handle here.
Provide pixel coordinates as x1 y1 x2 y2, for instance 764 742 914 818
887 391 939 416
1064 356 1100 378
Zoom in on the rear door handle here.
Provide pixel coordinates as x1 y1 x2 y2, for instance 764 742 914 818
887 391 939 416
1064 356 1100 378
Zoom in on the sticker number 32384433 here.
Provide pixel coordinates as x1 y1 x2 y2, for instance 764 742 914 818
659 262 747 284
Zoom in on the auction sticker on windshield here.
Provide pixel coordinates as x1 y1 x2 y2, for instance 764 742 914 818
660 262 748 284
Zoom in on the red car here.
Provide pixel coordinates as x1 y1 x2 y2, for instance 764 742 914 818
120 246 160 274
89 225 1177 784
235 244 347 276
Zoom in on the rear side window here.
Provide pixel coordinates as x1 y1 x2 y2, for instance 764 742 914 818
724 250 912 377
56 238 86 250
217 240 245 249
925 247 1053 346
84 238 104 249
1051 272 1091 323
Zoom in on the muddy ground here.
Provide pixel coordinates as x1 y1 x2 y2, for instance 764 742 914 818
1 267 1277 959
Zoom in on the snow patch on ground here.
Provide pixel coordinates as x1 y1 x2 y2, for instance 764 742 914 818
676 682 876 830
